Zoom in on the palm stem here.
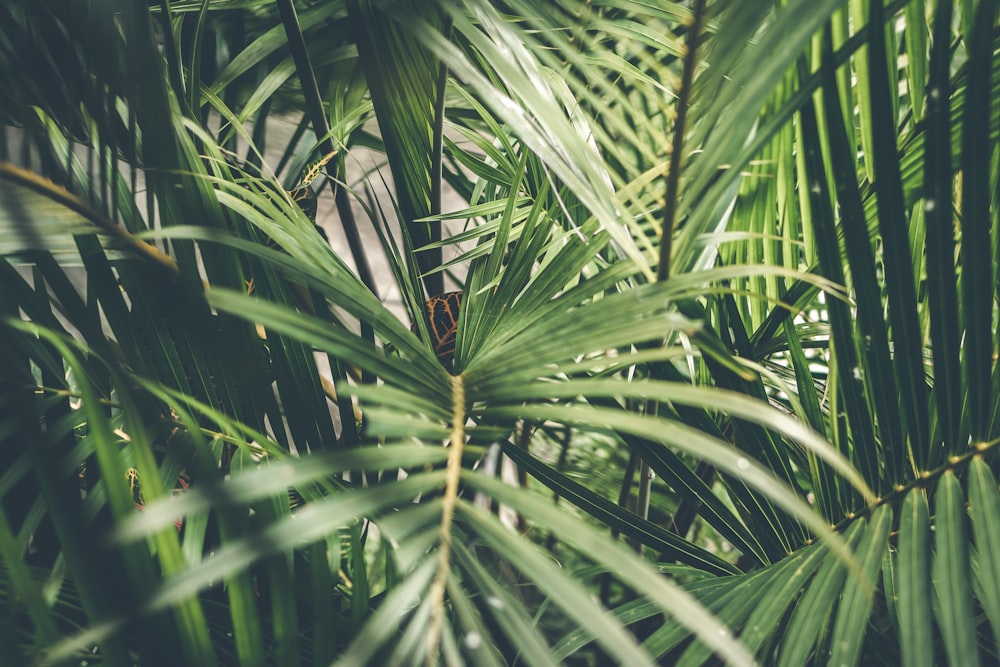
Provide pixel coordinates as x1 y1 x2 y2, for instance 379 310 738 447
657 0 708 283
427 374 466 662
644 0 709 535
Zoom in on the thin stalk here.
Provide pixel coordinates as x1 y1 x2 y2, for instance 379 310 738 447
275 0 379 299
427 374 466 662
645 0 708 534
0 162 178 273
829 437 1000 536
658 0 708 282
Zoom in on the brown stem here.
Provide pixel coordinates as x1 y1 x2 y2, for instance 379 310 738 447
658 0 708 282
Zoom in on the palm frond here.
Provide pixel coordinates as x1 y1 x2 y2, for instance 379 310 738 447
3 0 1000 664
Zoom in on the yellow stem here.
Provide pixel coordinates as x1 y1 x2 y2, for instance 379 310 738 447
1 162 179 274
427 374 466 662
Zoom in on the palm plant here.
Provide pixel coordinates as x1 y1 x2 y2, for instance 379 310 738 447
1 0 998 665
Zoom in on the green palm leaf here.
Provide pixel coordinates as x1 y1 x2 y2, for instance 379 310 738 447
3 0 999 664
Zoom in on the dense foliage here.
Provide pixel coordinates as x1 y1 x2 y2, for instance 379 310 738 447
1 0 998 665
